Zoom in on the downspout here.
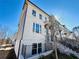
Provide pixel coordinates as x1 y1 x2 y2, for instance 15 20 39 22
17 0 29 59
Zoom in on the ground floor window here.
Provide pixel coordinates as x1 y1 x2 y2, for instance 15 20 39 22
32 43 37 55
21 44 26 59
38 43 42 53
32 43 42 55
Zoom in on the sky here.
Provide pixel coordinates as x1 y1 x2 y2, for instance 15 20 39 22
0 0 24 35
0 0 79 35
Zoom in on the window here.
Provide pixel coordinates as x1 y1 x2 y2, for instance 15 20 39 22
39 14 42 19
32 43 37 55
36 24 39 33
40 25 41 33
21 44 26 59
46 28 48 34
32 43 42 55
32 10 36 16
64 33 67 35
33 23 41 33
33 23 35 32
38 43 42 53
45 17 47 21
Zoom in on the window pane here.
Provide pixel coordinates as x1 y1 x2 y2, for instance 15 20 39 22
40 25 41 33
33 23 35 32
32 49 37 55
38 43 42 47
38 48 42 53
45 17 47 21
32 43 37 55
38 43 42 54
32 43 37 48
32 10 36 16
36 24 39 33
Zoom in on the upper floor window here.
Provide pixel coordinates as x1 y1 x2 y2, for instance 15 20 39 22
39 14 42 19
40 25 41 33
33 23 41 33
33 23 35 32
32 10 36 16
36 24 39 33
45 17 47 21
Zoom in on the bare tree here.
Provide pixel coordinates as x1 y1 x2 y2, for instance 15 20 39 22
0 25 8 40
49 16 59 59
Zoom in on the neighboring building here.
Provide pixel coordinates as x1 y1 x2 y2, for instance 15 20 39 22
49 16 71 41
58 25 70 39
68 32 76 40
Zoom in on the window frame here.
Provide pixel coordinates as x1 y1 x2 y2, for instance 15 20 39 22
38 43 42 54
33 23 41 33
32 43 37 55
36 24 39 33
40 25 41 33
39 14 42 19
33 23 35 32
32 10 36 17
45 17 47 21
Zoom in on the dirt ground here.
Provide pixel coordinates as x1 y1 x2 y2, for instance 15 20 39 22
0 49 17 59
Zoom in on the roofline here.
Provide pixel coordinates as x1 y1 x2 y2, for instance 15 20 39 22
22 1 50 16
29 1 50 16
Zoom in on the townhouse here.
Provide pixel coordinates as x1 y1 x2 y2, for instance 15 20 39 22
15 1 52 59
15 1 71 59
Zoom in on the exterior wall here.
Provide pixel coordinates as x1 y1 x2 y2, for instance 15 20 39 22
15 1 72 59
68 32 76 39
15 1 50 59
22 2 49 45
15 8 26 56
59 25 70 38
23 2 49 42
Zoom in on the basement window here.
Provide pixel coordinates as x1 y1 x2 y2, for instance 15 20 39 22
32 43 37 55
38 43 42 54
